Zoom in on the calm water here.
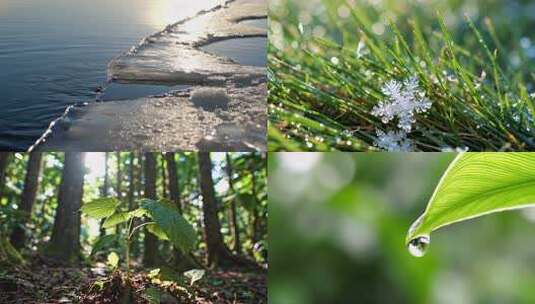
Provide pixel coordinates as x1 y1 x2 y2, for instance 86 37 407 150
201 18 267 67
0 0 221 150
201 37 267 67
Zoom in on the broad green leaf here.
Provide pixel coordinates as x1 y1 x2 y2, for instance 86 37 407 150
107 252 119 269
184 269 205 285
143 287 162 304
146 223 169 241
140 199 196 252
407 153 535 244
129 208 147 218
102 212 131 228
90 234 118 256
81 198 120 219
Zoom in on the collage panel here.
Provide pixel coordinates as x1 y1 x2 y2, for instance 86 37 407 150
1 0 267 152
269 152 535 303
0 152 267 303
268 0 535 151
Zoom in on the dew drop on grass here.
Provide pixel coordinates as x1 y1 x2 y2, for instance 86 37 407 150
407 235 430 257
331 57 339 65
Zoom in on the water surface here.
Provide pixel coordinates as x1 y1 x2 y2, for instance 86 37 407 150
201 37 267 67
0 0 221 150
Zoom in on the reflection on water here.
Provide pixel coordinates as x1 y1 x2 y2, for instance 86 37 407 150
0 0 221 150
99 83 189 101
240 18 268 30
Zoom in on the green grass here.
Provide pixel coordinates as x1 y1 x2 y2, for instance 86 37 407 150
268 0 535 151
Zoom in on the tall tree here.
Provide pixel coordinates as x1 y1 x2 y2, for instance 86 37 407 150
161 155 167 199
10 152 43 249
116 152 122 200
127 153 135 211
0 152 12 203
165 153 190 269
225 153 241 254
165 153 181 212
143 153 159 267
45 152 86 263
198 152 234 268
103 152 109 197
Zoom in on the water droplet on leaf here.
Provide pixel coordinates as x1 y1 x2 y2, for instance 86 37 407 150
407 235 430 257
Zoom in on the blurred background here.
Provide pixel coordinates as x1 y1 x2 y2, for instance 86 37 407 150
269 153 535 304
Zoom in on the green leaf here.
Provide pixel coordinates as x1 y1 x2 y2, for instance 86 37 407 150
91 234 118 256
184 269 205 285
129 208 147 218
140 199 197 252
107 252 119 269
81 198 121 219
407 153 535 244
146 223 169 241
143 287 162 304
102 212 130 228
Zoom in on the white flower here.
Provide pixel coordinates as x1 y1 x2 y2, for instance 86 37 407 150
374 130 413 151
371 77 432 132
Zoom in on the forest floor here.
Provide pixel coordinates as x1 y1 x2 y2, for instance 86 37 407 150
0 254 267 304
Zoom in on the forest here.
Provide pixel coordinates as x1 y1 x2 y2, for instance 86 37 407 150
0 152 267 303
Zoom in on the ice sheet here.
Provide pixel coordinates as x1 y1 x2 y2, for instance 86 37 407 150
108 0 267 85
33 83 267 151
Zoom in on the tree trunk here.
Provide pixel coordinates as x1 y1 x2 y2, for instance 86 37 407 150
225 153 241 254
116 152 122 200
10 152 43 249
45 152 85 264
198 152 233 268
143 153 159 267
0 152 12 204
165 153 181 212
160 155 167 199
127 153 135 211
165 153 191 270
103 152 109 196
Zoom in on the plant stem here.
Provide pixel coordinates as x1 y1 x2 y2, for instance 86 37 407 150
125 217 134 281
129 221 155 240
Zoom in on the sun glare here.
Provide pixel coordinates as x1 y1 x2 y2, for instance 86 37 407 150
147 0 222 29
84 152 106 183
